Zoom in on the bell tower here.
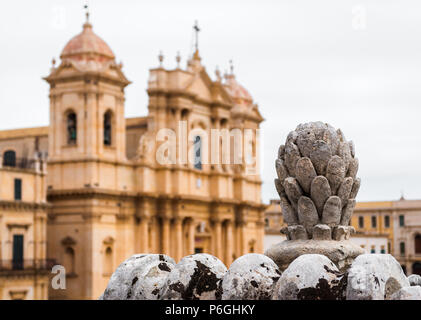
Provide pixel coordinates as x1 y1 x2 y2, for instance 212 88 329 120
44 14 130 190
44 13 132 299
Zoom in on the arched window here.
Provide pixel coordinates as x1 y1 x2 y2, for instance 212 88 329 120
3 150 16 167
63 247 75 275
415 234 421 254
103 247 113 275
193 135 202 170
103 111 112 146
66 112 77 145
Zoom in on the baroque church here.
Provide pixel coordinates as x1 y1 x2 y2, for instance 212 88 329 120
0 13 265 299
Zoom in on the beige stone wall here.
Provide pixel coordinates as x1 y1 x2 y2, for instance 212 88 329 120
392 200 421 274
0 165 48 300
0 277 49 300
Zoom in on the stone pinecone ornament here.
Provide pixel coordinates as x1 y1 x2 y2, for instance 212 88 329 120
275 122 360 241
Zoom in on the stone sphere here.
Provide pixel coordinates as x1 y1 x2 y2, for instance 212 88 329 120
390 286 421 300
160 253 227 300
273 254 346 300
101 254 175 300
408 274 421 287
222 254 281 300
346 254 410 300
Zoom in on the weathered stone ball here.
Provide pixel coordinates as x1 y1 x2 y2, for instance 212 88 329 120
222 254 281 300
390 286 421 300
408 274 421 287
346 254 410 300
273 254 346 300
101 254 175 300
160 253 227 300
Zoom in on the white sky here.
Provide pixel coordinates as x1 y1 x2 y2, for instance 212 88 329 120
1 0 421 203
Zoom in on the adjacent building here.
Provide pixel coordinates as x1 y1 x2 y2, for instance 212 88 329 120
353 199 421 275
0 148 50 299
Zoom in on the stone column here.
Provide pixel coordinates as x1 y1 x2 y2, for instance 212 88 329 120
236 221 247 255
225 220 234 266
174 218 183 261
140 217 149 253
149 217 157 253
256 220 265 253
162 217 170 255
213 219 222 259
188 218 195 255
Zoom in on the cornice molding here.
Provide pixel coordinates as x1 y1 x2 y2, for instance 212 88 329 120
0 200 49 212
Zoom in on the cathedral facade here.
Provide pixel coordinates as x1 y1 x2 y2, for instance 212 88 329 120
0 16 265 299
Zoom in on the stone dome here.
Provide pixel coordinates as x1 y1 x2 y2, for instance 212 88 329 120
224 74 253 104
60 22 115 63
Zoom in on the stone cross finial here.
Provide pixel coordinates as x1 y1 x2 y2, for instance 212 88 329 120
84 1 90 23
275 122 360 241
176 51 181 68
193 20 200 52
158 51 164 67
229 59 234 75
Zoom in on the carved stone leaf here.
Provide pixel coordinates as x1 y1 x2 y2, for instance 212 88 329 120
310 176 332 218
275 159 289 182
295 157 317 194
347 158 359 179
310 140 332 176
336 128 346 143
337 177 354 208
349 141 355 158
313 224 332 240
322 196 342 226
296 129 316 158
326 156 346 194
323 125 339 155
297 196 319 237
340 199 356 226
287 130 298 143
338 142 352 173
310 121 326 140
274 178 285 197
284 177 303 207
278 145 286 161
288 225 308 240
284 142 301 177
280 196 298 225
350 178 361 200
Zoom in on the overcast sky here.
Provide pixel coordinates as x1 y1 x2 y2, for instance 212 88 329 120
1 0 421 203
